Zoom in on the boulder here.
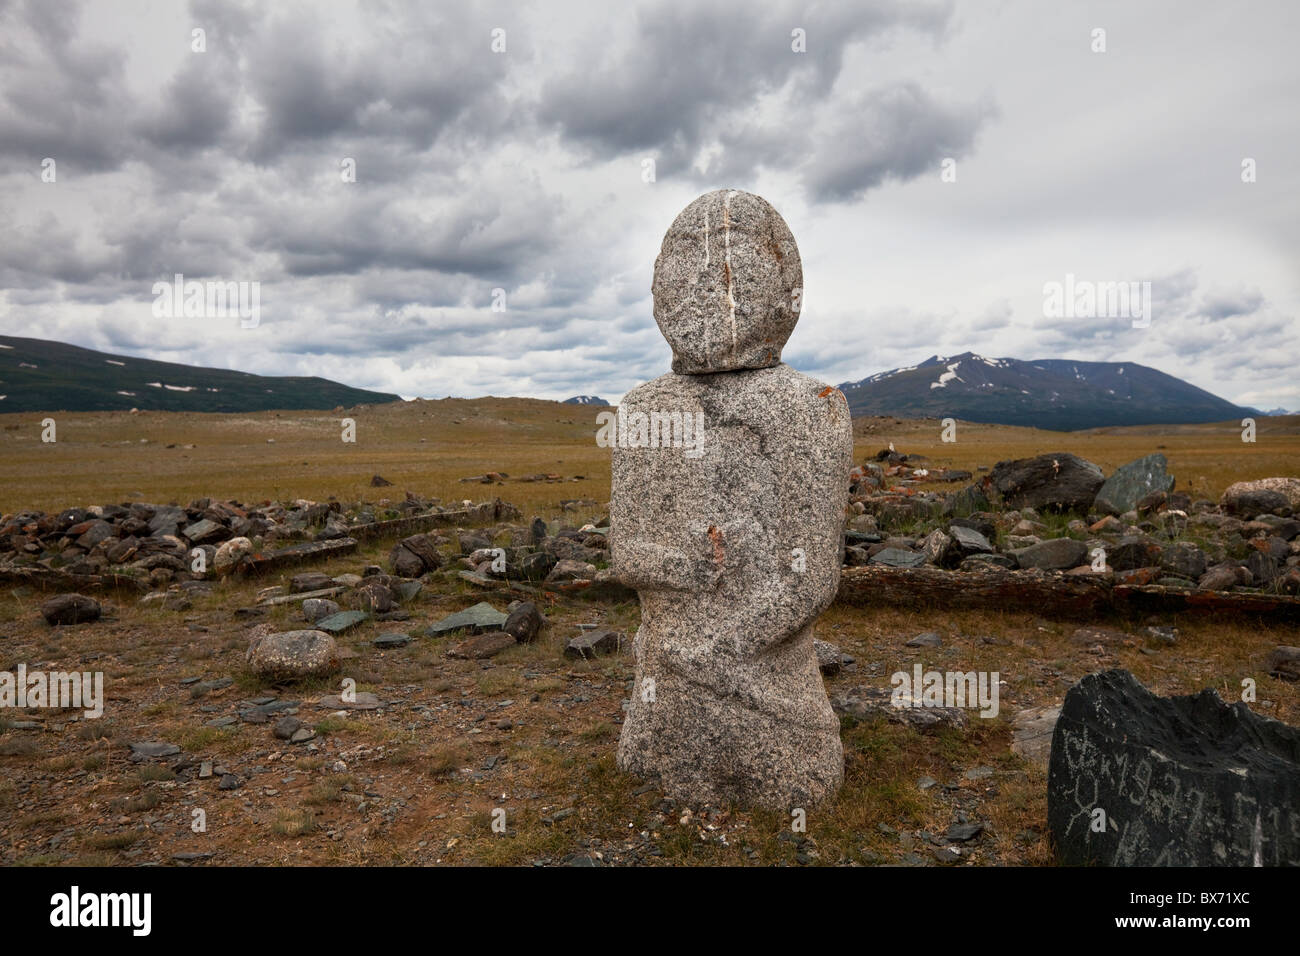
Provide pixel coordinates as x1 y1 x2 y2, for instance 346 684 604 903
1222 478 1300 516
41 593 101 626
831 684 968 731
247 629 340 681
1108 536 1163 572
1267 646 1300 682
1047 669 1300 865
988 453 1104 513
1160 542 1207 581
290 572 332 593
426 602 507 636
920 529 951 566
388 543 425 577
213 536 253 572
1198 564 1240 591
869 547 926 569
563 628 624 660
1012 537 1088 570
813 639 853 676
503 601 544 643
301 598 340 623
1093 453 1175 516
447 631 516 660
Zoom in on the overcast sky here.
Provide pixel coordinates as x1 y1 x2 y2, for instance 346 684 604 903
2 0 1297 409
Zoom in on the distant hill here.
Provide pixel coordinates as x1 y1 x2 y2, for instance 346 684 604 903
837 352 1251 431
563 395 609 406
0 335 402 413
1263 407 1296 417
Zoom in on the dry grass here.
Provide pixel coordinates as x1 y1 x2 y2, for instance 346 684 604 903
0 399 1296 867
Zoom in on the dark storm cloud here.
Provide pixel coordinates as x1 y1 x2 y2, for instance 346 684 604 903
1 0 1295 410
0 0 132 171
536 0 965 193
801 83 995 202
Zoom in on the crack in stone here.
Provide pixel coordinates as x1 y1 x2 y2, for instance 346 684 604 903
723 190 738 359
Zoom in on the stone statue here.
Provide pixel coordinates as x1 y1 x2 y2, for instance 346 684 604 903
611 189 853 808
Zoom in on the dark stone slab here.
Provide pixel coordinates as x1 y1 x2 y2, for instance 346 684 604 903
1047 669 1300 866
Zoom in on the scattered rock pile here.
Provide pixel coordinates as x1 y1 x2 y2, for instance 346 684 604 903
845 452 1300 595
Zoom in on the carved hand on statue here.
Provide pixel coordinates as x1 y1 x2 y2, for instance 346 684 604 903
612 524 728 593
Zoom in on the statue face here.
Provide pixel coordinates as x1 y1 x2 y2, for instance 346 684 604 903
652 189 803 375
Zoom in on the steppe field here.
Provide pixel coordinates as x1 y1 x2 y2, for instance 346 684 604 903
0 399 1296 867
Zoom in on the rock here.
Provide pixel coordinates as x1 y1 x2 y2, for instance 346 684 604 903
1069 626 1131 647
318 691 383 710
1160 542 1207 581
426 602 507 636
1093 453 1175 516
447 631 516 660
388 543 425 578
370 474 392 486
1198 564 1240 591
1012 537 1088 570
312 610 369 634
291 572 332 593
959 553 1016 571
351 581 394 613
832 685 968 731
947 524 993 559
74 519 116 549
1089 515 1124 534
129 741 180 760
950 514 996 541
988 453 1104 513
1268 646 1300 682
563 628 624 660
246 629 340 681
905 631 942 648
273 716 303 740
920 529 951 566
1047 669 1300 865
869 547 926 569
182 519 228 543
41 593 101 626
946 822 985 842
1115 566 1161 586
1246 549 1280 585
503 601 543 643
372 632 410 649
545 558 597 582
301 598 340 623
1010 704 1060 769
1222 478 1300 516
812 639 851 676
611 193 850 810
398 533 444 573
218 773 242 791
213 536 253 572
520 551 558 581
1146 625 1177 645
1108 536 1163 572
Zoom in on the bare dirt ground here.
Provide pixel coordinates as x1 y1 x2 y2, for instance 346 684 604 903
1 400 1296 866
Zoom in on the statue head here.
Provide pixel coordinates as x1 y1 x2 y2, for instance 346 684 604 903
652 189 803 375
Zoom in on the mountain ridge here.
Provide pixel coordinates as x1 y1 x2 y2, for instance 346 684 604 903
836 352 1252 430
0 335 402 413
